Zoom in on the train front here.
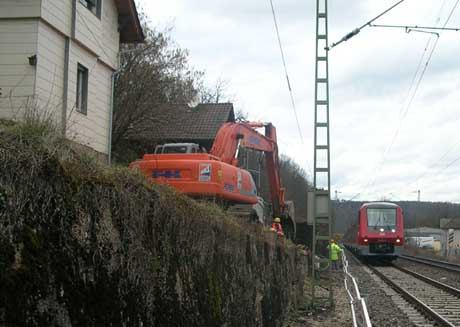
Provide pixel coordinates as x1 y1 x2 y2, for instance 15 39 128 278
358 202 404 259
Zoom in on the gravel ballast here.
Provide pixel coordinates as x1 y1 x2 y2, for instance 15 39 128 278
395 257 460 290
347 253 416 327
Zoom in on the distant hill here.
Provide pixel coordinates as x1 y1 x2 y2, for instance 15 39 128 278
333 200 460 233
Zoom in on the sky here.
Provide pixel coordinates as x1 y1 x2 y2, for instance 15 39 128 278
138 0 460 203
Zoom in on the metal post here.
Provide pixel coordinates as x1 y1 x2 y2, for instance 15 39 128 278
311 0 333 307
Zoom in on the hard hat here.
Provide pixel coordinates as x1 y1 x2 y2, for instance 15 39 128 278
274 217 281 223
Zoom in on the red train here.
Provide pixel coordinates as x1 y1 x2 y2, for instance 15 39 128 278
343 202 404 260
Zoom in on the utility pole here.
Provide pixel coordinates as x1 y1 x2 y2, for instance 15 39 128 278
311 0 333 308
334 190 342 200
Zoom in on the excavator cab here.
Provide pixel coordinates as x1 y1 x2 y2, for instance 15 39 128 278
154 143 207 154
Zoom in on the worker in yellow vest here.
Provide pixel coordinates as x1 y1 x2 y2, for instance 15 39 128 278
328 239 342 271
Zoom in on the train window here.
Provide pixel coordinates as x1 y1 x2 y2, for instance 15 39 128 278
367 208 396 231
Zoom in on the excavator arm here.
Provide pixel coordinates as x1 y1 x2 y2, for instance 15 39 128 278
210 122 286 217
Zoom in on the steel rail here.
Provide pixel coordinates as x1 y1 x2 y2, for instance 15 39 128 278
342 251 372 327
400 254 460 273
394 264 460 297
368 265 458 327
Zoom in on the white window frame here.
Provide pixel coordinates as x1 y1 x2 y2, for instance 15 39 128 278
79 0 102 18
76 64 89 115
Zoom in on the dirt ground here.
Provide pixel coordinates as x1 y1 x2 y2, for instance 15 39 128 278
283 271 352 327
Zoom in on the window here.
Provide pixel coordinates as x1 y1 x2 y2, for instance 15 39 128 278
367 208 396 231
79 0 102 18
162 146 189 154
76 64 88 114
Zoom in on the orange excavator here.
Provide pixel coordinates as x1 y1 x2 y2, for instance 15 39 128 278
129 121 296 238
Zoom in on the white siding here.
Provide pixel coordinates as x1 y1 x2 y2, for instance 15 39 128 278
66 43 111 154
0 0 121 157
41 0 72 36
34 20 65 124
0 20 38 119
100 0 120 67
75 0 119 69
0 0 41 18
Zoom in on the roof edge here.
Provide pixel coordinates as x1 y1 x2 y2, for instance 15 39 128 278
116 0 145 43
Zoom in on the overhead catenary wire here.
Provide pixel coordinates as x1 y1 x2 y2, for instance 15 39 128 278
327 0 407 50
347 0 452 201
268 0 304 143
369 23 460 32
364 32 440 194
363 0 460 198
268 0 313 177
328 1 410 201
398 137 460 195
422 152 460 185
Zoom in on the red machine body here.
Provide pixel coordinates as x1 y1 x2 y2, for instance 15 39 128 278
343 202 404 260
133 153 258 204
129 122 290 220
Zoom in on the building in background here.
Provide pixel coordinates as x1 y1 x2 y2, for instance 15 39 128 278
0 0 144 161
440 218 460 255
127 103 236 152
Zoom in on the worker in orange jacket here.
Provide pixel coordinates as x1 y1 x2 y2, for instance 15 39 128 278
271 217 284 236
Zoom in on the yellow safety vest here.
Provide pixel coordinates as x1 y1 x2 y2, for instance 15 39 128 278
329 243 341 261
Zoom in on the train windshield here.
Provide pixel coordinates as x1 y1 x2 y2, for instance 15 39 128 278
367 208 396 231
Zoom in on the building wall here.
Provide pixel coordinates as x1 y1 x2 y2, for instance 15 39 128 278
75 0 119 69
0 0 121 158
41 0 72 36
454 229 460 247
38 0 120 70
0 0 41 18
0 19 38 119
34 20 66 124
66 43 112 154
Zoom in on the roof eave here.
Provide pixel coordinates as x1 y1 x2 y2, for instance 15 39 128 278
115 0 145 43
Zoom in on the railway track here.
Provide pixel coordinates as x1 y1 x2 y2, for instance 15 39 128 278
369 263 460 326
400 254 460 273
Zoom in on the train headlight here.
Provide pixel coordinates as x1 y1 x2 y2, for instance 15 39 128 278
391 229 395 233
396 239 401 243
380 228 384 232
364 238 368 243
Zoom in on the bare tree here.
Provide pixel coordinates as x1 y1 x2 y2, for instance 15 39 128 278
198 78 232 104
112 22 203 162
234 109 248 122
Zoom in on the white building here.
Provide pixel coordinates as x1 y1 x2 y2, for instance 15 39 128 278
440 218 460 250
0 0 144 161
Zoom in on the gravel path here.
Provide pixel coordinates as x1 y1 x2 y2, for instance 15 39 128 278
395 258 460 290
347 253 416 327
